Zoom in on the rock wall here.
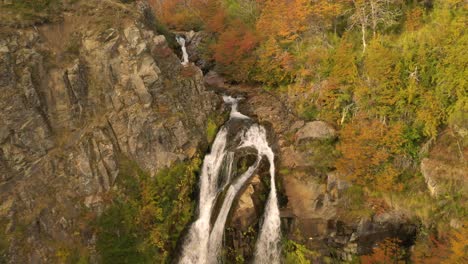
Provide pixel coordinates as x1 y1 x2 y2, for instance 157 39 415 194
0 3 219 262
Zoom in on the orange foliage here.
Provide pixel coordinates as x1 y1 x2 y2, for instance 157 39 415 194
405 7 424 31
311 0 351 28
212 21 258 81
412 226 468 264
205 7 227 33
412 233 450 263
149 0 207 30
256 0 312 43
361 238 405 264
336 115 405 191
444 224 468 264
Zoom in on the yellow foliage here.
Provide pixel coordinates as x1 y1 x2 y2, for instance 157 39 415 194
443 224 468 264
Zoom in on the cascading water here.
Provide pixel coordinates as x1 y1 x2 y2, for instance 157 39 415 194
179 96 281 264
176 36 189 66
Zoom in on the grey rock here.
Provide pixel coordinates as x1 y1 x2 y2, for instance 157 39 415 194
296 121 336 142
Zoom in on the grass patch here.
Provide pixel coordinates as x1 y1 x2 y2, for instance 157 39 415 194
206 118 217 143
1 0 62 25
340 185 374 219
206 113 227 145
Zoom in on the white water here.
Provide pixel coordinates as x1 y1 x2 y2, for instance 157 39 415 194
243 126 281 264
179 128 230 263
179 96 281 264
222 95 250 119
176 36 189 66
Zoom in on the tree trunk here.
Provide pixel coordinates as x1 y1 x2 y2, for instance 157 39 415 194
370 0 377 37
361 22 367 53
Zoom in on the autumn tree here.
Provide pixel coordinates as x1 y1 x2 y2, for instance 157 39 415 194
317 38 358 124
212 21 258 81
336 115 405 192
349 0 402 52
356 36 402 121
254 37 295 85
443 224 468 264
361 238 406 263
255 0 311 43
149 0 205 30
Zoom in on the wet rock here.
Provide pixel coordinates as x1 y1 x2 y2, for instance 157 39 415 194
204 70 228 90
179 31 213 71
232 184 256 228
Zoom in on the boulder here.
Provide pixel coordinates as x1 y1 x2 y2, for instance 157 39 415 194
296 121 336 142
204 70 227 90
421 157 467 196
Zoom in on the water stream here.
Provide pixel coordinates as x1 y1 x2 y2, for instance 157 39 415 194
176 35 189 66
179 96 281 264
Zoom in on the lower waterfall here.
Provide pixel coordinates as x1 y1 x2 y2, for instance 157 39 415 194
179 97 281 264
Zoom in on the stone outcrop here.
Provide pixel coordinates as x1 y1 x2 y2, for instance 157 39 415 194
421 157 467 196
295 121 337 142
0 4 220 262
420 131 467 197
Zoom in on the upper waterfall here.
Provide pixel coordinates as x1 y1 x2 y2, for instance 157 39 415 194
176 35 189 66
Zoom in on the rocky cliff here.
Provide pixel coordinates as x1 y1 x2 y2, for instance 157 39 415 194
0 1 220 262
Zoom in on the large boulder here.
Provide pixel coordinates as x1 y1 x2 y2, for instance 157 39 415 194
420 131 467 197
421 157 466 196
296 121 336 142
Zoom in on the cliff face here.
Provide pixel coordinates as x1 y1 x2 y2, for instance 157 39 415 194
0 2 219 262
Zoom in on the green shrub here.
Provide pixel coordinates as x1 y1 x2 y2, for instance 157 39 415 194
299 139 339 175
283 240 318 264
206 117 218 144
95 157 201 263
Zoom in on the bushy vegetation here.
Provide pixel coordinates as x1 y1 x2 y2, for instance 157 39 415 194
283 239 319 264
206 116 220 144
298 138 339 176
95 157 201 263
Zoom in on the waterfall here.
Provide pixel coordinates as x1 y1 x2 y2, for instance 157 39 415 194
179 96 281 264
176 36 189 66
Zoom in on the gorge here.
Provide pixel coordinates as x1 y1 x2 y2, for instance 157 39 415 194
0 0 466 263
180 96 280 264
